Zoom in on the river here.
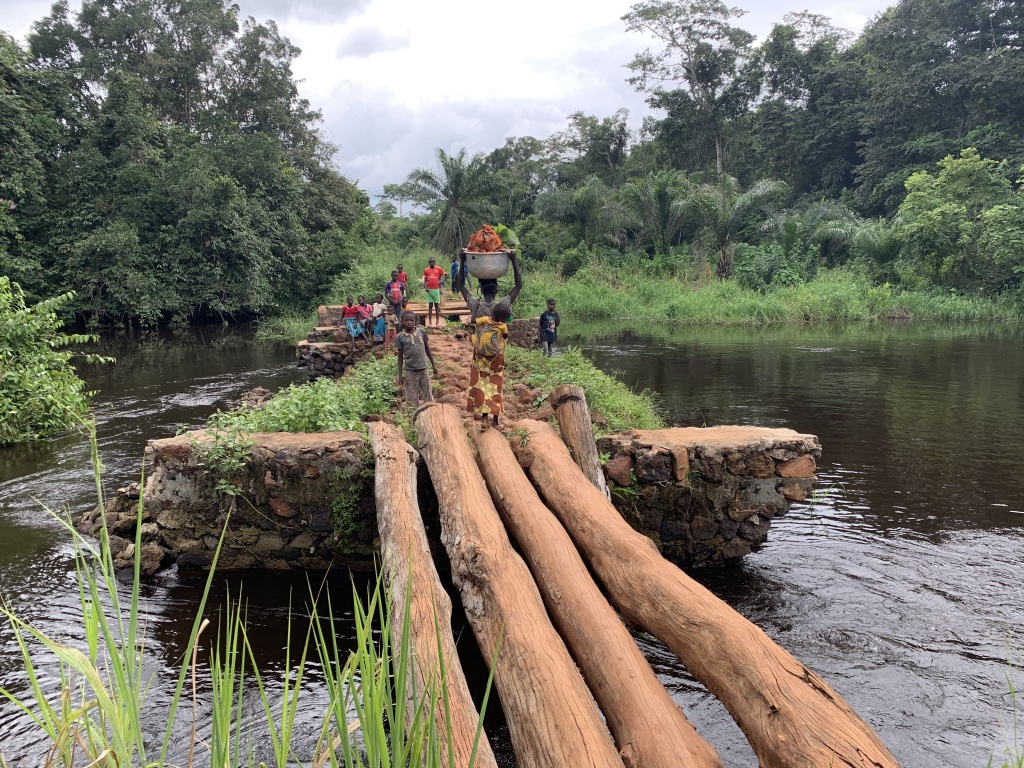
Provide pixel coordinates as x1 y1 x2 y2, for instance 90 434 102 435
1 322 1022 767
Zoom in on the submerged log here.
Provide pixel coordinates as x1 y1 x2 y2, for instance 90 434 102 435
516 419 899 768
472 426 723 768
551 384 611 500
367 422 497 768
414 404 623 768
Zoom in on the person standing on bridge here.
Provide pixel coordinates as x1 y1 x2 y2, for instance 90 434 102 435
467 303 511 429
459 249 522 322
396 310 438 408
422 257 447 328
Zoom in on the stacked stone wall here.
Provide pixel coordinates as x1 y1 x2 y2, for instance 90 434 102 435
597 426 820 565
78 431 376 574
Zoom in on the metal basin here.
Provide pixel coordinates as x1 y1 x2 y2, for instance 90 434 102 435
464 250 511 279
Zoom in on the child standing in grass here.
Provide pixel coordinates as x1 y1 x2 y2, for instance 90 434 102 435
384 304 397 351
396 310 438 408
539 298 560 356
467 303 511 429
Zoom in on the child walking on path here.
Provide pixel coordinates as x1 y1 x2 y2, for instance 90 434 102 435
467 303 511 429
539 298 560 356
396 311 438 408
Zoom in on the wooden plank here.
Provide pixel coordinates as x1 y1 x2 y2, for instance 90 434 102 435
516 419 900 768
414 404 624 768
472 426 723 768
367 422 497 768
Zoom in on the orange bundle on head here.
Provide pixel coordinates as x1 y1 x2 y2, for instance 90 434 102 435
466 224 503 252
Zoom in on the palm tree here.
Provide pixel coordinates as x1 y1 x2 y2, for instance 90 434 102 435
406 148 496 255
616 171 691 258
536 175 619 250
689 176 787 279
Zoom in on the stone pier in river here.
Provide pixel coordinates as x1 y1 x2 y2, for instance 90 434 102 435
79 420 819 574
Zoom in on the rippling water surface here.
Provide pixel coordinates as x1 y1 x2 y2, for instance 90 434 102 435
1 322 1022 767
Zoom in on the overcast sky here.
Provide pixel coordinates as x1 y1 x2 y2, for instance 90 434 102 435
5 0 892 196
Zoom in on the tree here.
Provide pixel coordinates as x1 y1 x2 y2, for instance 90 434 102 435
894 148 1020 290
615 171 691 257
689 176 786 278
536 176 618 251
406 148 496 256
0 278 103 445
381 182 418 218
623 0 756 173
548 111 632 185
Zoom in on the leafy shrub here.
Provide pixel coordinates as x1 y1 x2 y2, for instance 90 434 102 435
0 278 109 445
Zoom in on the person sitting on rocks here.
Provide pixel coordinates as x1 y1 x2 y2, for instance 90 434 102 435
341 296 364 339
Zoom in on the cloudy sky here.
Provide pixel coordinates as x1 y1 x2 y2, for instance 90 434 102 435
5 0 892 196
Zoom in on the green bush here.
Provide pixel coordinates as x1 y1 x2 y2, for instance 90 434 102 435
0 277 108 445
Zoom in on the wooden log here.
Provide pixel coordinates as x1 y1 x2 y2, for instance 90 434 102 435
367 422 497 768
472 426 723 768
414 404 624 768
551 384 611 501
516 419 899 768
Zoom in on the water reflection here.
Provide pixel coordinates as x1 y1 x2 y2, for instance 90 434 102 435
566 320 1024 766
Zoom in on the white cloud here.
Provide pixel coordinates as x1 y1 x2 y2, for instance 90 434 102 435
335 26 408 58
5 0 895 196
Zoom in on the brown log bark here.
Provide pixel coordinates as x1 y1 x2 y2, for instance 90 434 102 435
414 404 623 768
516 419 899 768
551 384 611 501
367 422 497 768
472 426 723 768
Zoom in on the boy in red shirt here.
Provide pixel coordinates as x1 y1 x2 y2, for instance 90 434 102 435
422 257 447 328
396 264 408 285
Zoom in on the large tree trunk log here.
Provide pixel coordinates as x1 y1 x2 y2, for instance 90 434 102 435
367 422 497 768
516 419 899 768
414 404 623 768
472 426 722 768
550 384 611 501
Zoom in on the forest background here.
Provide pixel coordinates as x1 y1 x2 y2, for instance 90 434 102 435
2 0 1024 333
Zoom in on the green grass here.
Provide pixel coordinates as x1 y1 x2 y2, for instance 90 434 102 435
0 417 494 768
505 346 663 434
511 263 1024 325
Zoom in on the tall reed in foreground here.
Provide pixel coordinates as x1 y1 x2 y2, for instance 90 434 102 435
0 419 493 767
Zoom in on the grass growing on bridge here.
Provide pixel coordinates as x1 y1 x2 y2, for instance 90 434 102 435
505 346 662 434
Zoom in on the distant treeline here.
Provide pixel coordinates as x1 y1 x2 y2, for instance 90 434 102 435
0 0 373 327
383 0 1024 301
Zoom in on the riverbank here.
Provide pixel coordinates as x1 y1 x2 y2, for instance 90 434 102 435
255 245 1024 342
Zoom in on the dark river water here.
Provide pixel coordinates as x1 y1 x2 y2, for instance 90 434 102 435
1 322 1022 767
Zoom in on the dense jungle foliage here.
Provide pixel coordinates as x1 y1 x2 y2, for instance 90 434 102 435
3 0 1024 334
383 0 1024 304
0 0 373 328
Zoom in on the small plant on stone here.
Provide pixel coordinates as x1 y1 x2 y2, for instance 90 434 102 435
191 421 254 496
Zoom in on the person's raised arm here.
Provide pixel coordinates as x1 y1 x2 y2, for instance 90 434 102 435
508 250 523 304
458 251 471 301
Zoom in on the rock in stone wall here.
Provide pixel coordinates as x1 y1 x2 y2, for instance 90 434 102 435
77 430 376 574
296 326 373 378
597 426 820 566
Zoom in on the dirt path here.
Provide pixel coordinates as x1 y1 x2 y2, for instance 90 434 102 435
390 328 553 427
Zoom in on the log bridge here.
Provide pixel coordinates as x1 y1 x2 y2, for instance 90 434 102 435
368 387 899 768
